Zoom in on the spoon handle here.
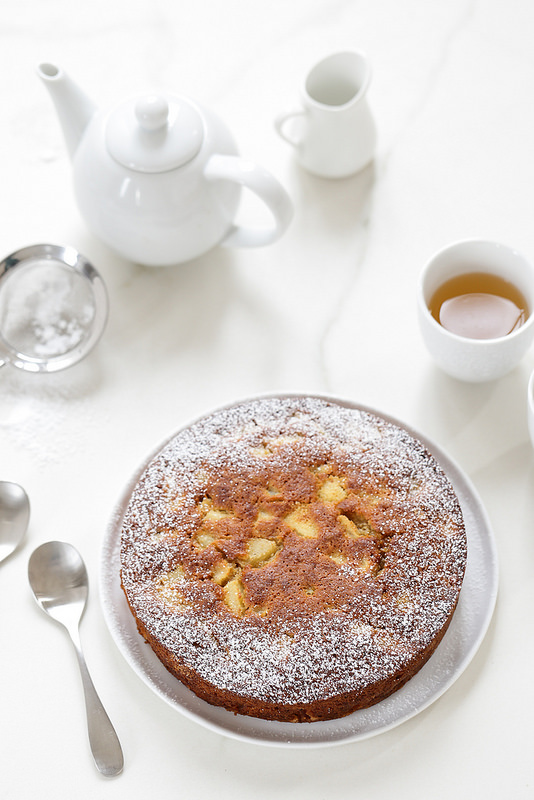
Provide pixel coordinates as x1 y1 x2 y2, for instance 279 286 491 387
69 625 124 777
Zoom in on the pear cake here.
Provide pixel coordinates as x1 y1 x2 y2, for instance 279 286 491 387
119 396 467 722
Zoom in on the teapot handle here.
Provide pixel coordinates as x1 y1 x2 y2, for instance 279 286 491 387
204 154 293 248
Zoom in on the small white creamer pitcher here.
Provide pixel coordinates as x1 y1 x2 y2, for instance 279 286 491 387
275 51 376 179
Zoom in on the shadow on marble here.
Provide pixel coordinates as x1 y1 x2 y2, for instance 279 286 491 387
102 246 290 382
289 159 376 237
415 362 531 448
109 248 231 331
470 437 534 551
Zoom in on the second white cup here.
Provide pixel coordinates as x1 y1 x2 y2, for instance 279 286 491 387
528 370 534 450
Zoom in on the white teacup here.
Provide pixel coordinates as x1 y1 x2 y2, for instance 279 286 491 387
528 370 534 449
417 239 534 382
275 51 376 179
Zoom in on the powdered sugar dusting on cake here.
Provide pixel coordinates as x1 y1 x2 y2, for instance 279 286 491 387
120 396 467 714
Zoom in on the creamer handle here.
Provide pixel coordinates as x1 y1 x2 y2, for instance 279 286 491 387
274 108 307 147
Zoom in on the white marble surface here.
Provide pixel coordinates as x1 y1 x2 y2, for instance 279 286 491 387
1 0 534 797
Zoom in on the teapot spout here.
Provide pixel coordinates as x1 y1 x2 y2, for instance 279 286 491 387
37 63 96 159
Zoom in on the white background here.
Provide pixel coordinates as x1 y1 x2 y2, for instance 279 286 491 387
1 1 533 797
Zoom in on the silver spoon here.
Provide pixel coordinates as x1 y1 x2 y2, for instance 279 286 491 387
0 481 30 564
28 541 124 777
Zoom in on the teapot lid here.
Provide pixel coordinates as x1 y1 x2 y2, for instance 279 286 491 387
105 95 204 173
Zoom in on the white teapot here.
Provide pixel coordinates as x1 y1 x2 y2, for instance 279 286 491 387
38 63 293 266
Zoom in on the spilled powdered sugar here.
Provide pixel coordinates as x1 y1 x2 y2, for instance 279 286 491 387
120 396 467 706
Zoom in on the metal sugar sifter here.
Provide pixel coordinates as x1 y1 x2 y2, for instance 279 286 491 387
0 244 108 372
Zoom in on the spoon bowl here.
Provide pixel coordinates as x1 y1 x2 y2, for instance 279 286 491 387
28 540 87 623
0 481 30 564
28 541 123 777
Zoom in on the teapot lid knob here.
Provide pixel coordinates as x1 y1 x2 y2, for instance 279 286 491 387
135 96 170 131
105 94 204 173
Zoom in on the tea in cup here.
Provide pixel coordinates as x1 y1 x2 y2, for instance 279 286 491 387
417 239 534 382
274 51 376 178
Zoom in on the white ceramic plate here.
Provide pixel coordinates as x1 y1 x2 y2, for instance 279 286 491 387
100 396 498 748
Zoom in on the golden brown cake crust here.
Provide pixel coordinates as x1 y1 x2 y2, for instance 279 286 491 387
120 396 467 722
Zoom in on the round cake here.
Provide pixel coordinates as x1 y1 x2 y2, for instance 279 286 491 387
120 396 467 722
